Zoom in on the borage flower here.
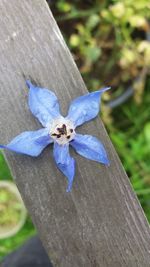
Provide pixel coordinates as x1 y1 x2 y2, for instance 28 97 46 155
0 81 110 192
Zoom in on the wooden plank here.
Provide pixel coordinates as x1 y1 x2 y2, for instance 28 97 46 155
0 0 150 266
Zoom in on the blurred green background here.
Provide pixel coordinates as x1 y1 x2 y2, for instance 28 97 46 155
0 0 150 261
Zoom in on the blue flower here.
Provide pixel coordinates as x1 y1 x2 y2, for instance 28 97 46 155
0 81 110 192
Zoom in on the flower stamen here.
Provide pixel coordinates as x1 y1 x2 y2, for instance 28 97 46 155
49 117 75 145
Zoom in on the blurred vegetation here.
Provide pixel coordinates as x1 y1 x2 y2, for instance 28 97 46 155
51 0 150 94
0 187 22 227
108 80 150 222
0 0 150 261
0 153 36 261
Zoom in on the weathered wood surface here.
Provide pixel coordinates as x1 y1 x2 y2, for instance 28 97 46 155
0 1 150 266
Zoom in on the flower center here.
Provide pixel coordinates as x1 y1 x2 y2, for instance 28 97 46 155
49 117 75 145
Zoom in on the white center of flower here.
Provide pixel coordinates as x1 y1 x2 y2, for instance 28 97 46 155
49 117 75 145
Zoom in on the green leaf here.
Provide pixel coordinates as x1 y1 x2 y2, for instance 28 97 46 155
86 14 100 30
84 46 101 62
57 2 71 13
144 123 150 144
70 34 80 47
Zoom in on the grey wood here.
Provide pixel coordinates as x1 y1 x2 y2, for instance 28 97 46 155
0 0 150 266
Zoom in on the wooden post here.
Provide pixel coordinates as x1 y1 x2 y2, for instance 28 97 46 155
0 1 150 266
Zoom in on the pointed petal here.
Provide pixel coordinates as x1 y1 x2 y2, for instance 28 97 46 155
0 128 53 156
66 87 111 127
53 143 75 192
70 134 109 165
26 80 60 127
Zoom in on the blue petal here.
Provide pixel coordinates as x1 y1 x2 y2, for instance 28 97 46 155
66 87 111 127
0 128 53 156
53 143 75 192
70 134 109 165
26 80 60 127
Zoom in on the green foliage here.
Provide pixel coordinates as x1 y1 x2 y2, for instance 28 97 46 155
52 0 150 94
0 153 12 181
107 81 150 222
0 187 22 226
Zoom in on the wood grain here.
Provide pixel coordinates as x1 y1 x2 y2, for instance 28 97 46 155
0 1 150 266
